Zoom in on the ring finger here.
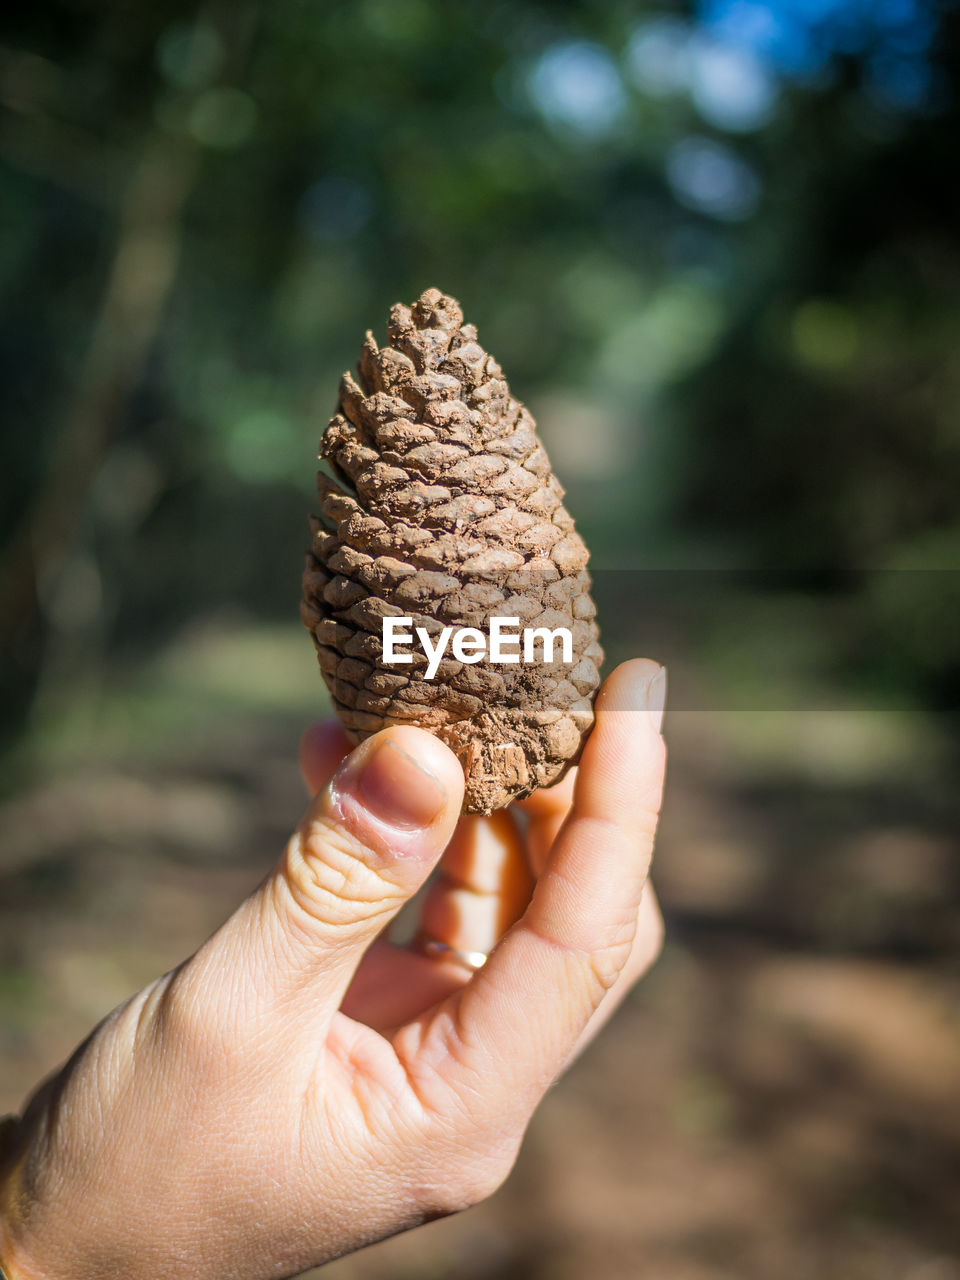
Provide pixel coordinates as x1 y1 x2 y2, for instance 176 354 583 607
413 810 534 972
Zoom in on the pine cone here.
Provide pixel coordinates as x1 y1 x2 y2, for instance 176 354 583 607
300 288 602 814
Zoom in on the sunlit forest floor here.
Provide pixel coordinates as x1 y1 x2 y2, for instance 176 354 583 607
2 623 959 1280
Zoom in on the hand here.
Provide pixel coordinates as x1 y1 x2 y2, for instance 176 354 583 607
0 659 667 1280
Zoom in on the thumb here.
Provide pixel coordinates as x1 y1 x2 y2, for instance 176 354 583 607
191 726 464 1024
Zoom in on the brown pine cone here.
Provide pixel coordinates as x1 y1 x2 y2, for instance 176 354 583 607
300 287 602 814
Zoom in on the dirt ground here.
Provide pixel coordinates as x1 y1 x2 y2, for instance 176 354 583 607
2 680 959 1280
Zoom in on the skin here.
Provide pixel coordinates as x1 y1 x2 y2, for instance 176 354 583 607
0 659 667 1280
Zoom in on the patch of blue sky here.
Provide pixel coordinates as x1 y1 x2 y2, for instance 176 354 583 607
527 41 628 138
697 0 943 107
627 18 779 131
700 0 826 75
625 17 693 98
690 38 780 130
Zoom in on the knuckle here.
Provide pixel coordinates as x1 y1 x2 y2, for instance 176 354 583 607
530 906 638 996
152 972 235 1078
588 934 635 992
280 818 405 935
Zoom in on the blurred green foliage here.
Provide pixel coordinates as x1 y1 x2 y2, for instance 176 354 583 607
1 0 959 749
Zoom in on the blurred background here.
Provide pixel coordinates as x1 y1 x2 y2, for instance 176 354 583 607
1 0 959 1276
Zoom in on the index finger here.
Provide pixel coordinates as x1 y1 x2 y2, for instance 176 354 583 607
397 658 667 1120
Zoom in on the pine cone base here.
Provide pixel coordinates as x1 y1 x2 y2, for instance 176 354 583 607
301 288 602 814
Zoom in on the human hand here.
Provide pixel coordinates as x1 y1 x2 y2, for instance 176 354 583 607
0 659 666 1280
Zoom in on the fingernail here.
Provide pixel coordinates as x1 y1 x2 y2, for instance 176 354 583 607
645 667 667 733
354 738 447 829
